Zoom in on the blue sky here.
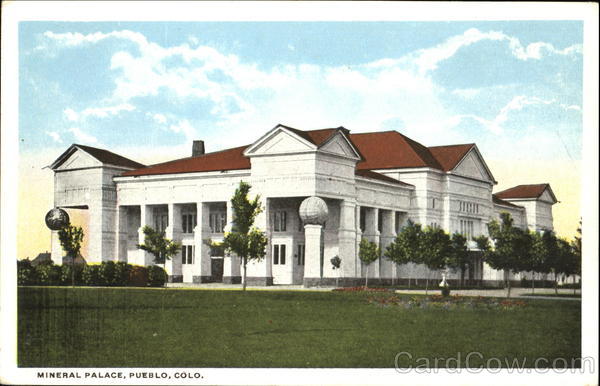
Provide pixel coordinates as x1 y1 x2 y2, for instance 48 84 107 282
19 21 583 162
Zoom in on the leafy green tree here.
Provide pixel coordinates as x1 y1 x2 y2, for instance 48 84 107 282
555 237 577 295
420 226 452 294
58 225 84 286
529 230 559 294
359 238 380 288
137 225 181 285
330 255 341 287
570 220 582 294
483 213 533 297
446 232 469 287
221 181 268 291
384 220 423 288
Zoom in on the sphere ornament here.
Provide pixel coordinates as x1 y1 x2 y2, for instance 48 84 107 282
45 208 70 230
299 196 329 226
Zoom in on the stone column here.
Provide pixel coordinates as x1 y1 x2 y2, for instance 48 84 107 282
245 197 273 286
138 204 154 266
115 206 128 262
303 224 323 286
223 200 242 284
379 210 396 281
338 200 357 284
362 207 380 280
355 205 362 279
165 203 183 282
50 230 63 265
193 202 212 283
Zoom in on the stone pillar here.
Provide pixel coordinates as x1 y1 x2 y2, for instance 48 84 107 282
223 200 242 284
115 206 128 262
193 202 212 283
245 197 273 286
303 224 323 286
50 230 63 265
338 200 357 283
355 205 362 279
165 203 183 282
362 207 380 279
379 210 396 281
138 204 154 266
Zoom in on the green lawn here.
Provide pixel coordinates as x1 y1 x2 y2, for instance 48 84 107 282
18 287 580 368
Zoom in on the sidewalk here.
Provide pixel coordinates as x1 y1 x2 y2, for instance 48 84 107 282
165 282 581 299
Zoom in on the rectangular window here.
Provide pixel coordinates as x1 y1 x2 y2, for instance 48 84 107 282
273 245 279 265
154 213 168 233
209 212 226 233
273 211 287 232
377 211 382 233
432 198 436 209
181 214 197 233
182 245 194 264
273 244 286 265
280 244 286 265
359 207 366 232
297 244 305 265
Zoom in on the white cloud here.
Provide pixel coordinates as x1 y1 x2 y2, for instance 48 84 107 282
168 120 196 142
63 108 79 122
69 127 98 144
147 112 167 124
80 103 135 119
45 131 62 143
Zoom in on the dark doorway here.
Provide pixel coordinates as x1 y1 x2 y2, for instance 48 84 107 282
211 258 224 282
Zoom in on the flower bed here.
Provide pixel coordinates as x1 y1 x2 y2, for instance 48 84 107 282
366 294 528 310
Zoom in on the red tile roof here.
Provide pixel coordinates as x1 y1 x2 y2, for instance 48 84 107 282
495 184 556 202
355 169 414 187
428 144 474 172
492 194 524 209
119 126 482 178
121 145 250 177
349 131 443 170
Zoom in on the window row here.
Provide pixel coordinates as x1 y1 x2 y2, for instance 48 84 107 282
459 201 479 214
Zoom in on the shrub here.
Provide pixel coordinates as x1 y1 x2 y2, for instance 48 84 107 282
82 265 100 286
148 265 167 287
17 260 37 285
113 262 131 286
98 261 117 286
60 264 84 285
128 265 149 287
441 286 451 297
35 262 61 285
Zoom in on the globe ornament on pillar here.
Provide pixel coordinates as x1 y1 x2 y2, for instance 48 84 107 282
45 208 70 230
299 196 329 226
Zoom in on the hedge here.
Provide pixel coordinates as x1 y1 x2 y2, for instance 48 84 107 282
16 260 166 288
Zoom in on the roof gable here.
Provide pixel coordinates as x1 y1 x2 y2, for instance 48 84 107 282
450 146 496 183
50 144 145 171
495 183 557 204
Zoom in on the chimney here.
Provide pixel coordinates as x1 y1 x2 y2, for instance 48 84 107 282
192 140 205 157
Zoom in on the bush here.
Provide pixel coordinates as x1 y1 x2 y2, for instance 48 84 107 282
113 262 131 286
148 265 167 287
128 265 149 287
82 265 100 286
98 261 117 286
60 264 84 285
441 286 451 297
17 260 37 285
35 262 61 285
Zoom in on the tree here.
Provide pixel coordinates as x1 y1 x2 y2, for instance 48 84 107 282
483 213 532 298
446 232 469 287
330 255 341 288
420 226 452 294
58 225 84 286
529 230 559 294
359 238 380 288
221 181 268 291
570 220 582 294
137 225 181 285
555 237 577 295
384 220 423 288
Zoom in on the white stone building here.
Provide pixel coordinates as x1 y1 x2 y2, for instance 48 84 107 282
48 124 557 286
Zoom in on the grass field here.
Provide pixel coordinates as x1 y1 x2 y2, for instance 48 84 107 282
18 287 581 368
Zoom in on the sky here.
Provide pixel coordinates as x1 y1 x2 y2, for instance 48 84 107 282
17 20 584 258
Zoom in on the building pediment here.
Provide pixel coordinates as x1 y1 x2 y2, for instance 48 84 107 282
451 147 495 184
50 146 103 171
318 131 361 160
